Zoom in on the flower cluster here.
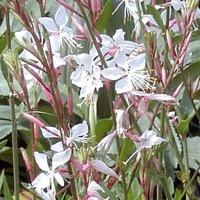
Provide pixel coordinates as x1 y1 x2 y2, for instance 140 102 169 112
6 0 200 199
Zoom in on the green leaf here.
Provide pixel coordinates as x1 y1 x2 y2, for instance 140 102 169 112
3 176 13 200
97 87 111 119
177 117 192 135
95 118 113 142
0 170 5 191
0 146 25 167
0 120 29 140
146 5 165 31
96 0 112 32
120 137 134 164
0 34 7 54
0 58 9 96
58 83 85 118
167 177 174 196
173 189 181 200
164 123 182 180
179 88 199 119
0 140 7 151
138 115 150 132
184 31 200 65
131 178 142 199
0 105 11 120
186 137 200 170
173 61 200 90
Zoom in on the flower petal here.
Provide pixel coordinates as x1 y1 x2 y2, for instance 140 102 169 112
53 53 66 68
151 134 166 146
51 141 64 152
113 29 125 44
55 5 68 29
76 53 92 69
49 35 61 53
54 172 64 186
171 0 182 11
91 160 118 178
34 152 50 172
31 173 50 189
101 67 125 80
87 181 105 193
52 148 71 170
115 77 132 94
15 30 32 43
38 17 58 32
35 187 55 200
40 126 60 138
129 53 145 70
71 121 88 140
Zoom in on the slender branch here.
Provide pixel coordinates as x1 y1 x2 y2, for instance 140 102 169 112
107 88 128 200
179 64 200 121
181 165 200 199
5 3 19 200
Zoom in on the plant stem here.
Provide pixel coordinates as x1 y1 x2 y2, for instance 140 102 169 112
135 0 152 69
179 64 200 121
156 108 165 200
89 93 98 141
75 0 109 69
120 94 142 134
107 89 128 200
181 165 200 199
160 177 173 200
5 4 19 200
165 113 185 172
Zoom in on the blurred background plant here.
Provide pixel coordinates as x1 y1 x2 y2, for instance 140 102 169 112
0 0 200 199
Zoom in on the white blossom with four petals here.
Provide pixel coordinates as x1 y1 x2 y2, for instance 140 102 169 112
125 130 166 164
38 5 79 52
70 52 103 102
31 149 71 199
101 53 152 94
40 121 89 151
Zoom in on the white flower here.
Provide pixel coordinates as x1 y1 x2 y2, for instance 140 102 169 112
138 130 166 148
31 149 71 199
83 160 118 178
100 29 138 65
70 52 103 102
40 121 89 151
113 0 139 21
15 30 66 89
87 181 107 200
38 5 79 51
125 130 166 164
171 0 182 11
96 131 116 152
102 53 153 94
129 91 178 104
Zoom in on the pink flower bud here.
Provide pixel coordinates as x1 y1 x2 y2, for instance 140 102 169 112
20 147 33 181
91 0 102 24
72 16 89 38
22 112 45 128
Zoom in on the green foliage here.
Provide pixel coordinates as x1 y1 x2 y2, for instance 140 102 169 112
173 189 181 200
95 0 112 32
120 137 134 165
95 118 113 142
0 0 200 199
146 5 165 31
186 137 200 170
177 117 193 135
3 171 13 200
184 31 200 65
